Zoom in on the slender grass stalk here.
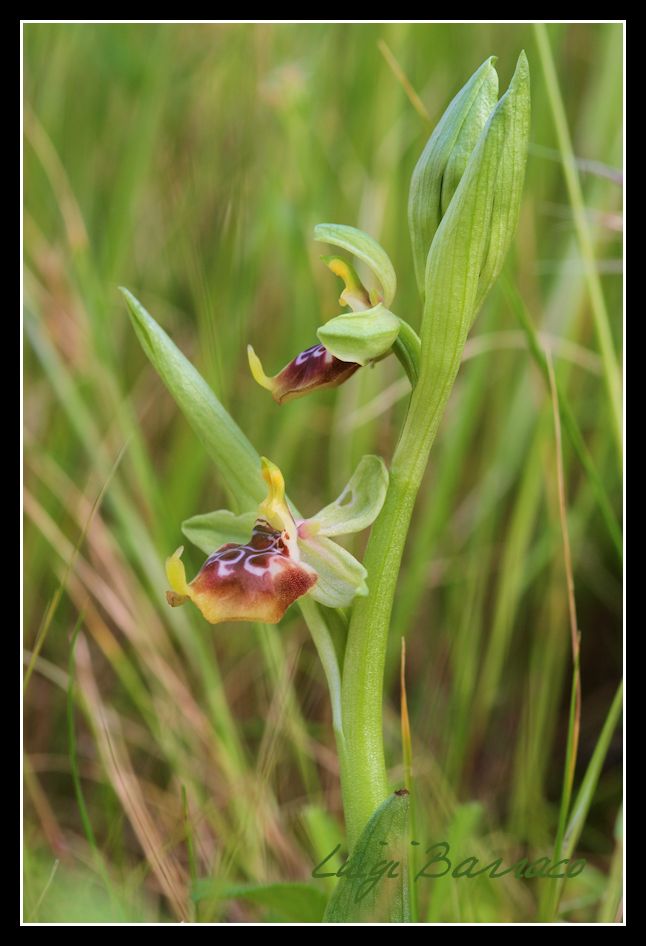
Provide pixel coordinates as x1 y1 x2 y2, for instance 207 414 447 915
502 278 622 558
538 353 582 922
533 24 623 457
541 680 623 920
66 618 120 913
24 429 129 691
597 805 623 922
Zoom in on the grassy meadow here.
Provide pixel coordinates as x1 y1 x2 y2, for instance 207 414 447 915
23 22 623 923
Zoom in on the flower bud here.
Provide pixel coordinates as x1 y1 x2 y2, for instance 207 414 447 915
408 56 499 298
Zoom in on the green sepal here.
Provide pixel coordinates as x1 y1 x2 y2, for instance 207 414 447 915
181 509 257 555
314 223 397 307
305 455 388 537
298 534 368 609
408 56 499 299
317 303 401 367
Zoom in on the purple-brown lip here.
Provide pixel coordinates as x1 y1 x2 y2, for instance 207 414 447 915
166 518 317 625
248 342 359 404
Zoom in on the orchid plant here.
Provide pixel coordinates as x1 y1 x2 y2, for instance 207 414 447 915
122 52 529 918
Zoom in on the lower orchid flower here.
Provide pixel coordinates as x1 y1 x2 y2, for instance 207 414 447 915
166 454 388 624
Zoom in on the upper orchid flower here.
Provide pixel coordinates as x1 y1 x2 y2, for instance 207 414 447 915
247 340 361 405
248 230 402 403
166 454 388 624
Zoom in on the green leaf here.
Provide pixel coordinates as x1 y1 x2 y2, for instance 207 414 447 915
307 455 389 537
120 288 263 512
192 880 328 923
181 509 256 554
323 790 410 923
299 534 368 609
314 223 397 307
317 303 401 367
408 56 498 298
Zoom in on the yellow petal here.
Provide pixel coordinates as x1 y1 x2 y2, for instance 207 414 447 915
165 546 191 606
247 345 276 394
258 457 296 541
323 255 371 312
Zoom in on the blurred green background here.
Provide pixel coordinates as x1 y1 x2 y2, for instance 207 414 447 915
23 22 623 923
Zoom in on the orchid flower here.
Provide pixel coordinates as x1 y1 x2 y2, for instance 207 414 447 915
166 454 388 624
247 251 402 404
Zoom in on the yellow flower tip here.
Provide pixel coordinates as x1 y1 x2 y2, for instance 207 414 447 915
258 457 294 535
260 456 285 495
247 345 276 395
324 256 355 285
322 255 371 312
165 546 191 600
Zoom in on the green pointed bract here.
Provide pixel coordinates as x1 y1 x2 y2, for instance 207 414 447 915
317 303 401 367
314 223 397 308
120 287 264 512
304 455 389 538
408 56 499 299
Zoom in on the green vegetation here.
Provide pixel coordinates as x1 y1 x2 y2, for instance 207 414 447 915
24 22 623 923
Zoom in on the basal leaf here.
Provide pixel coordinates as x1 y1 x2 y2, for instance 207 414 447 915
323 790 410 923
192 880 328 923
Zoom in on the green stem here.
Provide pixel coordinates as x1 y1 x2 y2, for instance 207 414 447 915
339 472 419 847
340 341 464 849
393 320 421 387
